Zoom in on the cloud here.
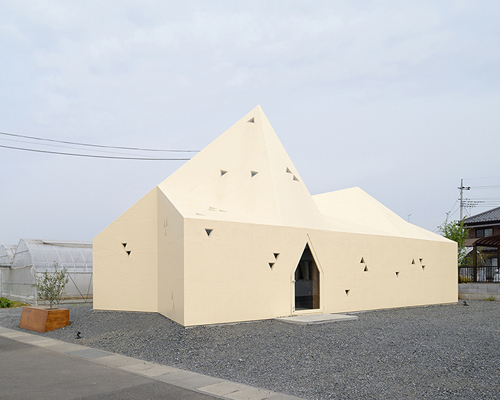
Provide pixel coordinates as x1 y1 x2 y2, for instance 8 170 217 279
0 0 499 244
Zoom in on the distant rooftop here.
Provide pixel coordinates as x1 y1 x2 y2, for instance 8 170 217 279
463 206 500 225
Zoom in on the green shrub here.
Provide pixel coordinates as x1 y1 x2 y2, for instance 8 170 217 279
0 298 28 308
485 296 496 301
33 263 69 309
0 297 14 308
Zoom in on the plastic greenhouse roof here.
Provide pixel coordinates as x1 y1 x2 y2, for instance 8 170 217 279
11 238 92 271
0 245 17 267
29 239 92 248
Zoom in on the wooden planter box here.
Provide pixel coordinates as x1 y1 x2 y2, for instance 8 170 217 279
19 306 69 332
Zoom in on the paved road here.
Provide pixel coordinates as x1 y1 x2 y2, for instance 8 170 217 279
0 326 299 400
0 335 223 400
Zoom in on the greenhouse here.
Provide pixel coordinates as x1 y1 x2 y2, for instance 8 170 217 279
2 239 93 303
0 244 16 267
0 244 17 297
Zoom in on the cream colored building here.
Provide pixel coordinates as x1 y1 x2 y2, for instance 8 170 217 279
93 106 457 326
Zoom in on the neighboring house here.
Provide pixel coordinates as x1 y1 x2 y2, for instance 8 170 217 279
461 207 500 282
93 106 457 327
463 206 500 248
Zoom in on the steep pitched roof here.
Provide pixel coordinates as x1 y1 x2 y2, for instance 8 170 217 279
158 106 327 229
157 106 447 242
463 206 500 225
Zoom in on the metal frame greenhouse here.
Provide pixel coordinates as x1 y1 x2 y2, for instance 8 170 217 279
0 244 16 267
0 244 17 297
1 239 93 304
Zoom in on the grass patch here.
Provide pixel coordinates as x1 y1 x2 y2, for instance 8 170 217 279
0 297 29 308
485 296 496 301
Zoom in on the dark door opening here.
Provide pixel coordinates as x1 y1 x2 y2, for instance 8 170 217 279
294 244 320 310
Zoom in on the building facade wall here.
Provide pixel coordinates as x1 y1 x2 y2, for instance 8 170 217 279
181 218 457 326
465 223 500 247
93 188 159 312
157 188 185 325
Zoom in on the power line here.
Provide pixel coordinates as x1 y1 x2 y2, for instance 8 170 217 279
0 136 166 157
0 144 190 160
470 185 500 190
458 179 471 220
458 178 500 218
463 198 500 202
0 131 199 153
448 199 459 217
463 175 500 181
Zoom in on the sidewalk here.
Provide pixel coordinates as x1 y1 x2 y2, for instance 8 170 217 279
0 325 302 400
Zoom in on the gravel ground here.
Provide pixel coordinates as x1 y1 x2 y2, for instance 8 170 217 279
2 301 500 400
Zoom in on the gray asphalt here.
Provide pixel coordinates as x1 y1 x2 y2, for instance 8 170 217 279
0 319 301 400
0 335 221 400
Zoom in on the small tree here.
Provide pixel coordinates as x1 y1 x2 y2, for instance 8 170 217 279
33 262 69 309
437 212 471 267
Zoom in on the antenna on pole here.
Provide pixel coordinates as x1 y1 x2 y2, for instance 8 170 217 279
458 178 471 220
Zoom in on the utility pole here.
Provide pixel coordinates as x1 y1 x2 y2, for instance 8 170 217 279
458 178 470 220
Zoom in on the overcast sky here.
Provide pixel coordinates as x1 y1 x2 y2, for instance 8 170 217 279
1 1 499 245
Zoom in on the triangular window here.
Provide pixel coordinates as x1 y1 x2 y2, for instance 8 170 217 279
248 117 255 123
205 229 213 237
220 170 227 176
251 171 258 177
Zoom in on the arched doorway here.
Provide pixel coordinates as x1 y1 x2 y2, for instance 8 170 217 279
294 244 320 310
